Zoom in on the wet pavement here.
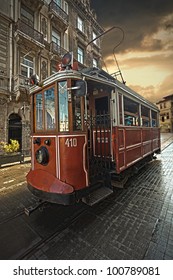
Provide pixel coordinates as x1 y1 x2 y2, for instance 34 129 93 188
0 133 173 260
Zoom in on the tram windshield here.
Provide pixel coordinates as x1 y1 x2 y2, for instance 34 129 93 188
33 79 85 133
35 87 55 131
58 81 69 132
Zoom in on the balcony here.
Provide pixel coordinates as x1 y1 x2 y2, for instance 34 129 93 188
0 74 9 94
21 0 44 10
49 1 69 29
15 20 44 48
50 42 68 57
14 74 31 98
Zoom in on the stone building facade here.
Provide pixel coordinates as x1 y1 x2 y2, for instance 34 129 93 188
0 0 104 155
156 94 173 133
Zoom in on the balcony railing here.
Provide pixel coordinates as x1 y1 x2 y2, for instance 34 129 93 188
49 1 69 25
15 20 44 46
50 42 68 56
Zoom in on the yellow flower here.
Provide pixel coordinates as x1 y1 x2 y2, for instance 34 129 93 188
1 139 20 153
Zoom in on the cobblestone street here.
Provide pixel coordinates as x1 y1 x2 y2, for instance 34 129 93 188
0 134 173 260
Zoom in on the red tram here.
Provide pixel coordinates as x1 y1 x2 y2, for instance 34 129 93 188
26 54 160 205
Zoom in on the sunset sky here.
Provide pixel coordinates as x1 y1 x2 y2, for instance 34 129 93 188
90 0 173 103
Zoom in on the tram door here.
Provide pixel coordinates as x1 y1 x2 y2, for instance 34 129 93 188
88 96 112 184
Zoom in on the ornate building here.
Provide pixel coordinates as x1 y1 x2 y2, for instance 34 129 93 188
0 0 104 155
156 94 173 133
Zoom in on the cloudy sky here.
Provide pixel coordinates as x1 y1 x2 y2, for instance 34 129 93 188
90 0 173 102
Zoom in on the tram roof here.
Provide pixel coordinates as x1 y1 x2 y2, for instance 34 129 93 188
81 68 159 111
30 67 159 112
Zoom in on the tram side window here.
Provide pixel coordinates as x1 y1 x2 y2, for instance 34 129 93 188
58 81 69 132
118 94 123 125
124 97 139 126
36 94 43 130
72 95 82 130
141 105 150 127
44 88 55 130
151 110 158 127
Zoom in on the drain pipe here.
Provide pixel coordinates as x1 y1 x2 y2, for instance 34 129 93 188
9 0 14 94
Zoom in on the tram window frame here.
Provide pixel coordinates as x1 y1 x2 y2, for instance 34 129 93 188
141 105 150 127
35 93 43 131
44 87 56 131
34 85 56 133
71 79 84 131
58 80 69 132
151 110 158 127
118 93 123 125
124 96 139 126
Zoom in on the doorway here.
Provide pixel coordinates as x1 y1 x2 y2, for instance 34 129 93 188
8 114 22 151
95 96 108 114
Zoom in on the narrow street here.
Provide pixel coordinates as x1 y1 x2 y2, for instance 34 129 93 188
0 133 173 260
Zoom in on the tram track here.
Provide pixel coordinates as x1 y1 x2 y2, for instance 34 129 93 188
16 204 88 260
0 209 25 226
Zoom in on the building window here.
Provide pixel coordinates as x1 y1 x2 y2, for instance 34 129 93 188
63 1 68 14
20 54 34 78
161 115 165 122
93 58 98 68
52 29 61 46
77 16 84 33
93 31 100 47
166 113 169 119
21 5 34 27
160 103 162 109
77 46 84 64
55 0 61 7
164 102 166 108
64 30 69 50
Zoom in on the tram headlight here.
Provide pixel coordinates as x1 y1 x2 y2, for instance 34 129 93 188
35 146 49 165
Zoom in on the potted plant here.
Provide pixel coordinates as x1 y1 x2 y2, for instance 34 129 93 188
0 139 24 166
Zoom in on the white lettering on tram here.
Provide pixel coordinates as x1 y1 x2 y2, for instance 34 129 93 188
65 138 78 147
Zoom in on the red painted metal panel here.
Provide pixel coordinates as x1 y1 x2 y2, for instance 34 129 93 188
33 136 56 176
114 126 160 174
126 146 142 165
125 128 142 147
58 135 88 190
118 129 125 149
27 169 74 194
142 142 152 155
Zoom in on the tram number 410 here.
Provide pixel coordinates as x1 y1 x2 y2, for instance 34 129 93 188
65 138 78 147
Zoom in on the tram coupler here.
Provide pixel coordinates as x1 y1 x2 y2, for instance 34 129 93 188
24 200 45 216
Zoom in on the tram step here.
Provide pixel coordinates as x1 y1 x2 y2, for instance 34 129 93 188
82 187 113 206
111 175 129 188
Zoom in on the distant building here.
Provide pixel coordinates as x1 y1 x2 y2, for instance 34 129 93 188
156 94 173 132
0 0 104 155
